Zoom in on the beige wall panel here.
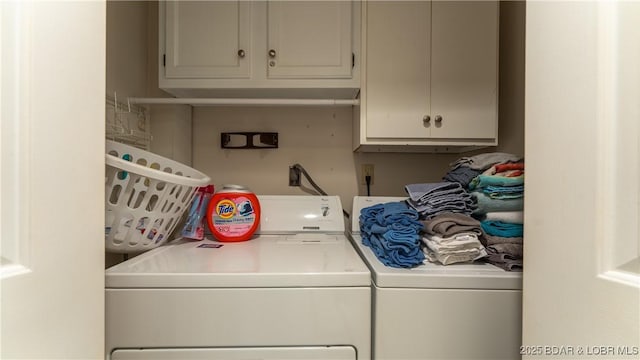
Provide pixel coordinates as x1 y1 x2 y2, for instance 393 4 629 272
192 106 461 214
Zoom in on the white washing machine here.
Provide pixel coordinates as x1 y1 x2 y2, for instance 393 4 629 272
349 196 523 360
106 195 371 360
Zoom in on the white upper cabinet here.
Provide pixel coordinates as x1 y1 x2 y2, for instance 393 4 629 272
355 1 499 151
165 1 251 79
430 1 498 140
267 1 353 79
160 1 360 98
163 1 252 78
364 1 432 139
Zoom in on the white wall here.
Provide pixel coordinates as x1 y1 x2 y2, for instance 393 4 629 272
497 1 525 156
106 1 148 99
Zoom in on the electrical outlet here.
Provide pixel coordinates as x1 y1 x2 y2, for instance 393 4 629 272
289 166 301 186
361 164 374 185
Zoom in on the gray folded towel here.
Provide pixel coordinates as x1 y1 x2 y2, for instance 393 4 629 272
405 182 464 203
450 152 523 171
482 233 523 247
487 243 523 258
485 252 523 272
421 212 482 237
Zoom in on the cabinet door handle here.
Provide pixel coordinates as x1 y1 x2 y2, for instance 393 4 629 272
238 49 246 58
434 115 443 123
268 49 277 58
423 115 431 123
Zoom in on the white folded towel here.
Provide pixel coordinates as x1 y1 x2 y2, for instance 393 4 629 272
484 211 524 224
422 232 487 265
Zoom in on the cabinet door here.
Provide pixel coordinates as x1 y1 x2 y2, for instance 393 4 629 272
266 1 352 79
430 1 498 139
165 1 251 79
364 1 431 139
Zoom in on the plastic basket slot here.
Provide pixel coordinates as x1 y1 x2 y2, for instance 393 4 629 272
164 218 175 232
160 199 175 214
131 190 147 209
136 158 147 166
138 217 164 244
109 185 122 205
146 194 159 212
181 187 192 202
174 186 183 200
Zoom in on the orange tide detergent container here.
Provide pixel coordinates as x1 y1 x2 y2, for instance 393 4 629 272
206 185 261 242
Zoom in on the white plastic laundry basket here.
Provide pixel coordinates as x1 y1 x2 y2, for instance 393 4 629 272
105 140 211 253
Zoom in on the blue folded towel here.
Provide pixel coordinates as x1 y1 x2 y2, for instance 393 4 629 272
360 202 424 268
362 233 425 268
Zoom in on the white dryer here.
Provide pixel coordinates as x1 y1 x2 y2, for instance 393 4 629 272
106 195 371 360
349 196 523 360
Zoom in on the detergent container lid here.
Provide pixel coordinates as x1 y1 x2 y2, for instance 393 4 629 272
207 185 261 242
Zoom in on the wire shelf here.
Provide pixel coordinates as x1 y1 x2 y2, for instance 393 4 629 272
105 94 152 150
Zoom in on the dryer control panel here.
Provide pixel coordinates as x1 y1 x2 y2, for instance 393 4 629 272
257 195 344 234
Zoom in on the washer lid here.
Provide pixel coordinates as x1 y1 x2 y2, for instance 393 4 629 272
349 196 522 290
350 234 522 290
106 235 371 288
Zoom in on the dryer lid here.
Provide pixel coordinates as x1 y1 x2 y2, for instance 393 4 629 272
106 235 371 288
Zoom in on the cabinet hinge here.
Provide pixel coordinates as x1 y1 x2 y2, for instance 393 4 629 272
163 54 166 67
352 53 355 69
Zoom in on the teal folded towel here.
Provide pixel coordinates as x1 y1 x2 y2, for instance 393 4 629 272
472 191 523 214
480 220 524 237
468 174 524 190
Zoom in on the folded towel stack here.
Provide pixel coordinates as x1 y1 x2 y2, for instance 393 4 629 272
360 201 425 268
420 212 487 265
404 182 476 220
442 166 482 188
483 233 523 271
450 152 522 171
451 155 526 272
443 153 520 187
